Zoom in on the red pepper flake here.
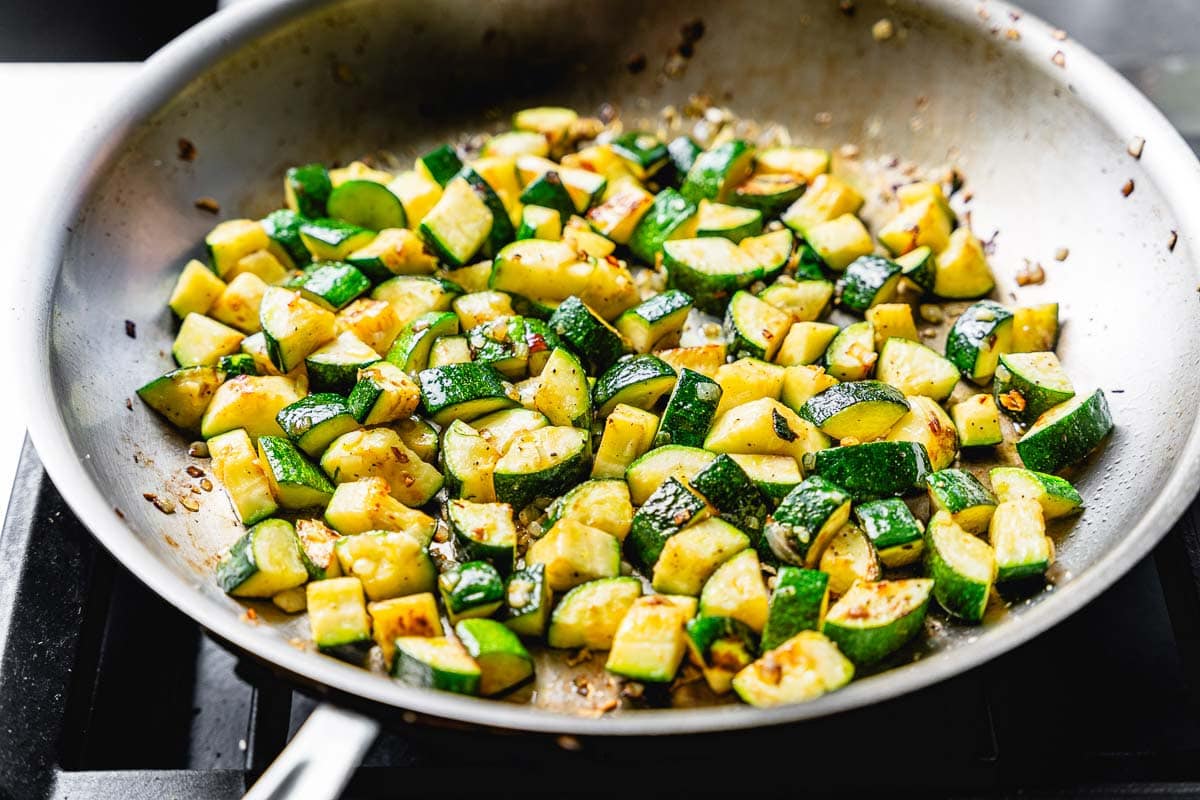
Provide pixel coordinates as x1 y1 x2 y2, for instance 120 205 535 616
1121 179 1135 197
177 138 197 161
194 196 220 214
124 320 136 338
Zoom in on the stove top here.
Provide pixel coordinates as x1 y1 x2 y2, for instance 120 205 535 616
2 438 1200 799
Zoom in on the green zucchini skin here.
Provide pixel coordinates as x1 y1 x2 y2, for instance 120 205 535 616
656 368 722 448
1015 389 1114 474
685 615 758 689
763 476 852 566
548 296 630 373
418 144 464 187
438 560 506 622
389 311 461 374
925 468 997 533
611 131 669 177
616 289 693 354
760 566 830 651
925 511 995 623
853 498 925 567
459 168 516 259
839 255 903 313
690 454 770 538
803 442 933 501
326 180 407 231
446 499 517 573
299 219 374 261
628 477 710 568
993 352 1076 424
592 355 677 418
258 435 337 508
503 563 552 638
137 366 226 431
663 238 761 315
944 300 1014 382
822 578 932 664
895 246 934 292
681 139 755 204
629 188 699 265
492 427 591 511
391 637 481 695
989 467 1083 519
286 163 332 218
416 363 517 425
218 353 258 378
731 174 805 218
216 518 308 597
275 393 360 458
663 136 703 187
518 171 576 222
262 209 312 267
454 618 534 696
798 380 909 441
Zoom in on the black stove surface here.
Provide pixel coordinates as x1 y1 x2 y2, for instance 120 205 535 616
2 439 1200 799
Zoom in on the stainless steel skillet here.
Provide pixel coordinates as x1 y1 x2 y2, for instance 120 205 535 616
20 0 1200 796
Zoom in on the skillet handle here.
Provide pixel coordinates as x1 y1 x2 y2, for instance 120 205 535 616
242 703 380 800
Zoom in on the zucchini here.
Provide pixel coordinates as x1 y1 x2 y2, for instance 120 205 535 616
387 311 460 374
798 380 909 441
819 525 882 596
877 197 952 256
259 287 337 373
547 296 629 373
438 560 505 623
1011 303 1060 353
440 420 500 502
276 393 360 458
391 636 481 696
533 347 592 427
897 181 956 223
758 280 835 325
464 316 528 378
323 478 437 542
504 563 552 637
924 510 995 623
518 171 575 222
575 254 640 320
492 425 590 510
368 593 444 668
388 170 442 228
763 476 852 567
652 517 751 596
662 236 758 314
875 337 960 402
699 549 769 633
453 291 515 330
824 320 877 382
545 479 634 541
615 290 693 354
515 155 607 212
731 173 805 217
804 214 875 272
299 219 375 262
546 576 642 650
1015 390 1113 473
686 616 759 694
296 519 341 580
783 175 864 235
928 472 997 540
216 519 308 598
728 454 803 503
321 427 444 507
371 275 463 327
715 358 786 415
610 131 669 178
628 477 712 568
802 441 933 501
210 273 268 334
697 200 764 243
218 353 258 378
757 146 830 181
952 394 1003 447
681 139 756 204
586 183 655 245
395 418 438 462
346 361 422 425
516 204 562 241
839 255 904 312
327 179 406 231
822 579 933 663
885 395 959 471
231 247 287 285
483 131 550 159
704 398 830 464
592 403 660 479
137 365 226 431
731 630 854 708
285 163 332 218
169 259 226 319
257 435 336 509
853 497 925 567
262 209 311 269
993 352 1075 424
989 466 1082 519
347 228 438 281
944 300 1014 384
690 454 771 537
207 429 278 525
895 246 935 293
629 188 700 265
664 135 703 184
455 618 534 696
305 331 381 394
287 262 371 312
206 219 272 278
772 323 840 367
172 313 244 368
447 499 517 573
933 228 995 299
471 407 550 454
656 368 722 448
740 229 795 282
606 596 691 682
989 499 1053 582
517 521 618 598
306 577 372 662
657 344 727 379
417 362 518 425
779 364 839 413
337 298 403 356
724 290 793 361
200 375 304 440
761 567 830 652
335 530 436 601
417 174 494 266
592 355 677 417
624 445 716 506
416 144 464 187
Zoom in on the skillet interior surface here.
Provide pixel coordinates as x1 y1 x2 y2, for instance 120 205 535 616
24 0 1200 733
